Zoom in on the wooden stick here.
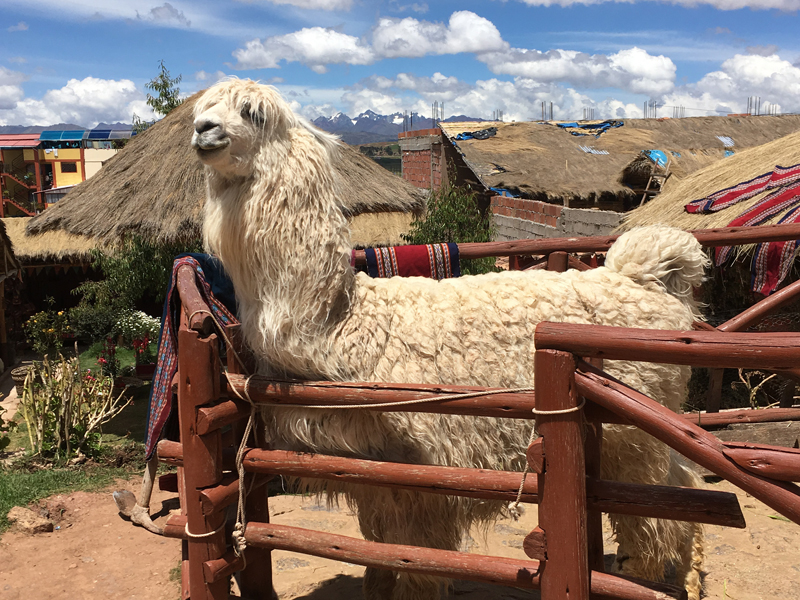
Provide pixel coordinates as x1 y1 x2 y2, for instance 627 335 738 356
176 265 214 334
575 363 800 525
535 350 590 600
547 251 569 272
350 223 800 264
535 323 800 370
236 448 743 526
244 522 687 600
680 407 800 428
203 550 244 584
718 278 800 333
224 376 538 419
722 442 800 482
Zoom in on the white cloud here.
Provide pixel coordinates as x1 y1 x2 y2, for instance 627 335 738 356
8 21 29 32
233 28 374 72
194 70 228 83
8 57 27 64
0 77 154 127
513 0 800 9
140 2 191 27
660 53 800 115
233 11 507 70
0 67 27 111
371 11 507 58
480 46 676 96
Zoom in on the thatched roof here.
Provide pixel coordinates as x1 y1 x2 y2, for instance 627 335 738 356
27 92 426 246
0 219 21 277
441 115 800 210
2 217 97 264
620 129 800 234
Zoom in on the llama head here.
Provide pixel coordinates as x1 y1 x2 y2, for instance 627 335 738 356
192 77 339 179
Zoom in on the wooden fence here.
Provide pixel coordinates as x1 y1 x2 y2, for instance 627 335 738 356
158 223 800 600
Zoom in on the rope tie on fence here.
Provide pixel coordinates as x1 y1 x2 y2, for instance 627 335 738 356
508 397 587 521
227 373 257 566
184 519 226 539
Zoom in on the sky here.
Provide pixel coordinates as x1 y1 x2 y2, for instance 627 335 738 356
1 0 799 127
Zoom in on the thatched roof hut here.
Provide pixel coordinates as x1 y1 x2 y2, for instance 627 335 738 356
27 92 426 248
0 219 20 280
2 217 96 266
619 129 800 233
441 115 800 212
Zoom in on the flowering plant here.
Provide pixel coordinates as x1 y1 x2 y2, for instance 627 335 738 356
114 310 161 345
132 335 156 365
97 338 120 378
24 304 72 357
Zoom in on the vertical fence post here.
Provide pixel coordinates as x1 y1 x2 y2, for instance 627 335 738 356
178 320 228 600
535 349 590 600
226 323 275 600
583 357 604 574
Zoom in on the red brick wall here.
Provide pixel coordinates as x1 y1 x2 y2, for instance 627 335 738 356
403 148 433 188
490 196 562 227
400 128 444 189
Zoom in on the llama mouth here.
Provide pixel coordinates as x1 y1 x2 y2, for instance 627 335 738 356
192 135 231 156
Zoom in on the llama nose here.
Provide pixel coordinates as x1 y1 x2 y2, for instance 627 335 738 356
194 115 223 135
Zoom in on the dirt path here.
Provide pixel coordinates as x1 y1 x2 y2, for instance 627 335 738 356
2 479 799 599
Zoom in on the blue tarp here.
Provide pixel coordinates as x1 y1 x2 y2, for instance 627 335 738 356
490 187 518 198
556 120 623 138
455 127 497 141
644 150 668 168
724 150 735 157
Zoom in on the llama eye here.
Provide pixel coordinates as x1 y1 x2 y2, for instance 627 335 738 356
241 101 265 126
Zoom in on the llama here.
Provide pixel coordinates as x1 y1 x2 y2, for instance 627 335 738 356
192 78 707 600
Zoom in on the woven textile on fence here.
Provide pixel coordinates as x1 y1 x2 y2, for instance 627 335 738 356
144 255 237 459
364 243 460 279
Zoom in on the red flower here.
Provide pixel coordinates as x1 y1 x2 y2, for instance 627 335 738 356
97 357 108 365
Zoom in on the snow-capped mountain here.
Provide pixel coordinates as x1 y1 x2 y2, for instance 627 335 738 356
312 111 485 145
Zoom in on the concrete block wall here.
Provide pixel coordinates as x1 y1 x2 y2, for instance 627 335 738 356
399 128 443 190
490 196 622 241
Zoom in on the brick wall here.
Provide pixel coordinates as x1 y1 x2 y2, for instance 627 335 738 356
491 197 562 226
400 129 443 190
490 195 621 241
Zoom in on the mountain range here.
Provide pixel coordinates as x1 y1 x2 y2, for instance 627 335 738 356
0 122 133 135
1 113 485 144
313 111 485 145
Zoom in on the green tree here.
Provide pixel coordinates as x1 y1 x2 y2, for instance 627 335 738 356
402 183 497 275
145 60 183 117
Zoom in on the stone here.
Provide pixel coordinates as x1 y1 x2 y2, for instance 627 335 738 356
7 506 54 534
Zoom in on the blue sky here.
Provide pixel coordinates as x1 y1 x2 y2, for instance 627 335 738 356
1 0 799 127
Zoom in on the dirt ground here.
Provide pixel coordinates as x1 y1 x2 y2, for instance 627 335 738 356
1 477 799 600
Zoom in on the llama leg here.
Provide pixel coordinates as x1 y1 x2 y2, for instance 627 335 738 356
354 488 461 600
670 458 705 600
603 427 673 582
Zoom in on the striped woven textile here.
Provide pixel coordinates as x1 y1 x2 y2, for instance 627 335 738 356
144 255 237 459
751 204 800 296
364 243 461 280
714 179 800 266
685 163 800 214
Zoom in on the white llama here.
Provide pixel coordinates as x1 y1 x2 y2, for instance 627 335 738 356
192 78 707 600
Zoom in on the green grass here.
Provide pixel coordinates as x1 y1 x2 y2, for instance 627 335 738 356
0 461 140 532
78 342 139 373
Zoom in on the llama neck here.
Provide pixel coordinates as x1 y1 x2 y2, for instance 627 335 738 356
205 130 355 379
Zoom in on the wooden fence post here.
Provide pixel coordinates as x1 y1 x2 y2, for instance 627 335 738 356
226 323 275 600
178 322 228 600
535 349 590 600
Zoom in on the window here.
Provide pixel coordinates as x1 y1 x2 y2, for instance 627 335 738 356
61 162 77 173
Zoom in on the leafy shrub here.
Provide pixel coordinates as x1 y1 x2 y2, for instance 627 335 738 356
401 183 497 275
69 304 118 342
96 338 120 379
18 355 130 459
24 304 71 357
